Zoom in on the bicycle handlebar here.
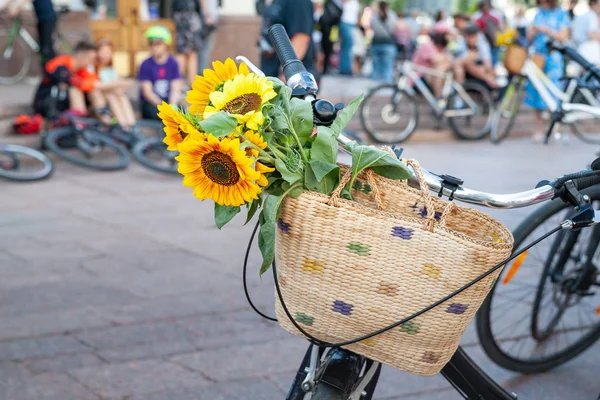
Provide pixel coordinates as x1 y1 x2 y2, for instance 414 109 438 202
265 24 599 210
547 39 600 81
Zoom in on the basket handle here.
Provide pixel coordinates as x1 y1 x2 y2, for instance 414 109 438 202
327 168 384 210
403 159 437 232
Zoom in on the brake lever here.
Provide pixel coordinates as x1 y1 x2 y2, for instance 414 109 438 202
235 56 265 77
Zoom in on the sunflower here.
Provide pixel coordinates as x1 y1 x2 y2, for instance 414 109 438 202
176 135 262 207
255 161 275 187
205 73 277 130
187 58 250 116
243 130 267 158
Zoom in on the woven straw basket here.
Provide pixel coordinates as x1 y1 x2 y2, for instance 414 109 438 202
274 160 514 376
504 45 546 75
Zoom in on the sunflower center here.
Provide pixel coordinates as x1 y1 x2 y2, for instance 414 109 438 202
222 93 262 115
201 151 240 186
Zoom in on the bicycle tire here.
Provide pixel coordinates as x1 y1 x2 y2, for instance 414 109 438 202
359 84 418 144
44 126 130 171
0 30 32 85
567 88 600 145
310 383 346 400
447 80 494 140
476 186 600 373
0 144 53 181
490 77 525 144
132 137 178 174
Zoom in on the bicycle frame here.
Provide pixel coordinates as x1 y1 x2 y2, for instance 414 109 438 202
1 15 39 58
521 59 600 124
400 62 480 118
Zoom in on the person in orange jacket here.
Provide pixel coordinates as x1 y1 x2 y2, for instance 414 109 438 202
32 41 108 121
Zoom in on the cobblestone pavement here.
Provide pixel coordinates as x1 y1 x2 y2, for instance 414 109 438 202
0 135 598 400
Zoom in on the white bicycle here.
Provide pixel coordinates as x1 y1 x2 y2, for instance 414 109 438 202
491 41 600 144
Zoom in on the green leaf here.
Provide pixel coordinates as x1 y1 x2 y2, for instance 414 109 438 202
309 160 338 182
245 194 263 225
305 162 340 195
275 158 302 185
258 194 282 275
289 186 304 198
266 177 285 196
289 97 314 145
350 145 413 189
330 94 364 136
311 126 338 164
214 204 241 229
199 111 238 137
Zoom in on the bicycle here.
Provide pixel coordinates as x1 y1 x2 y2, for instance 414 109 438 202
0 143 53 181
39 84 178 173
0 6 90 85
240 25 600 400
359 60 494 144
490 41 600 145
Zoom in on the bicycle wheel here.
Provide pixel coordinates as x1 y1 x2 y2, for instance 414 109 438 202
567 87 600 145
0 144 53 181
132 137 178 174
447 81 494 140
44 127 130 171
476 186 600 373
490 76 525 144
0 30 32 85
359 84 418 144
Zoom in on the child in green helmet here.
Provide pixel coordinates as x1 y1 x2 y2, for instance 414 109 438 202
138 26 183 120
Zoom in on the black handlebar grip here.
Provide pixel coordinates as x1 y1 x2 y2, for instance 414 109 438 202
555 170 597 187
573 174 600 191
267 24 307 80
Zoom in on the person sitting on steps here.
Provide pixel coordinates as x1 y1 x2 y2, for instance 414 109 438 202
32 41 109 123
138 26 183 120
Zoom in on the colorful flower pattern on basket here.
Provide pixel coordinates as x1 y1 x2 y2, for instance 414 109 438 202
446 303 469 315
352 180 372 195
410 202 441 220
391 226 414 240
361 337 378 347
491 232 505 243
420 263 442 279
376 282 400 297
347 242 370 256
400 321 420 335
302 259 325 274
187 58 250 116
421 351 442 364
204 73 277 130
295 312 315 326
277 218 291 234
332 300 354 316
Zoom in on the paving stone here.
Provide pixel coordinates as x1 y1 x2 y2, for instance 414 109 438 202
100 292 248 325
3 240 102 263
97 339 197 363
0 335 90 361
69 359 209 398
0 279 140 316
0 308 111 340
0 360 31 381
170 338 308 382
25 352 104 374
76 321 195 349
0 372 97 400
128 378 285 400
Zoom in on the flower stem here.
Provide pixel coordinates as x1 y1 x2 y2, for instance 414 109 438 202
275 105 309 164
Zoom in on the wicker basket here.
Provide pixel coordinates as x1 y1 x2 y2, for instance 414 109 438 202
504 44 546 75
274 160 513 376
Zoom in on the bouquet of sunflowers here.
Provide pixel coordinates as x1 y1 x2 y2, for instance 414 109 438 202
159 58 412 273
